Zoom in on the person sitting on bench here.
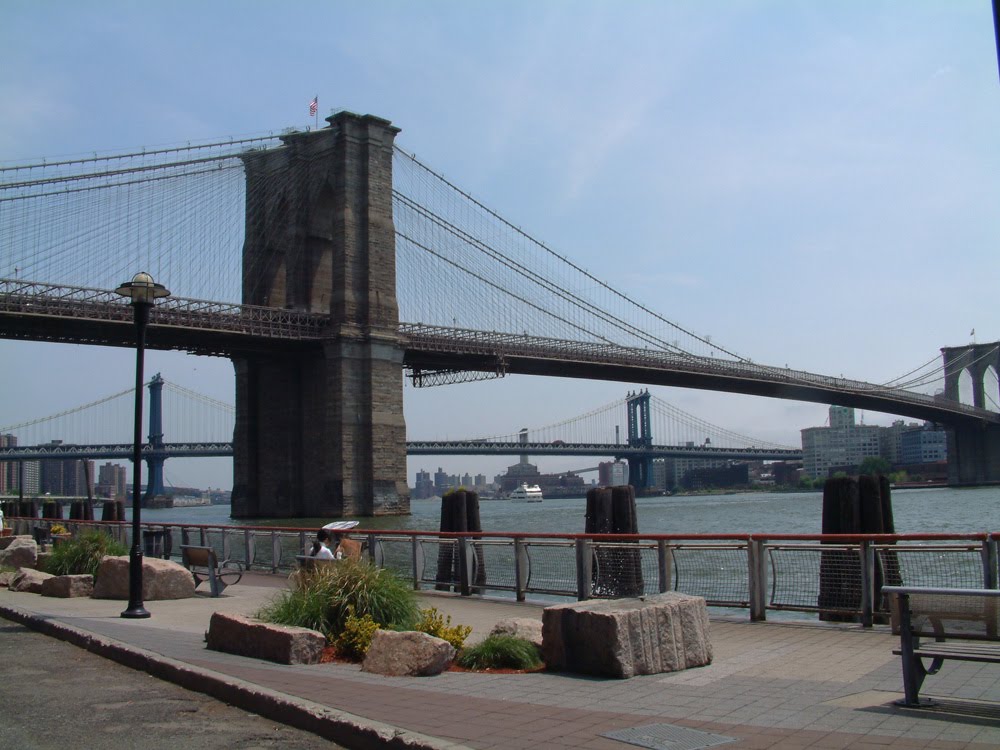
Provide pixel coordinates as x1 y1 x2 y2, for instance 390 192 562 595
307 529 336 560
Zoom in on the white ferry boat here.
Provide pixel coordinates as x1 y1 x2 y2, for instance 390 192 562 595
509 483 543 502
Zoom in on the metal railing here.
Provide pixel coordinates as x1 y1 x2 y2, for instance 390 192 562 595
8 516 996 625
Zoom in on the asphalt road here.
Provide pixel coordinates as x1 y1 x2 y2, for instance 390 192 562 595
0 619 344 749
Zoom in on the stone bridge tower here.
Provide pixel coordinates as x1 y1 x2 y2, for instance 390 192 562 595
941 342 1000 485
231 112 409 518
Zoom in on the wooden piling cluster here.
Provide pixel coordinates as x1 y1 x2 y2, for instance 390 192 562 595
585 485 644 597
100 500 126 522
435 489 486 593
818 474 900 621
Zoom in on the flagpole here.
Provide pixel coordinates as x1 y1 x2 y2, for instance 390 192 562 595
314 94 318 130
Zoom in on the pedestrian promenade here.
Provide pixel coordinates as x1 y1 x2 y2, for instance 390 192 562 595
2 572 999 749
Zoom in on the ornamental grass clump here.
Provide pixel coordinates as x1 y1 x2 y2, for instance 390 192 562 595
456 635 543 671
43 529 127 578
258 558 419 640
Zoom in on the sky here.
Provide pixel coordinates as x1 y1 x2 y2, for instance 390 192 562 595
1 1 998 491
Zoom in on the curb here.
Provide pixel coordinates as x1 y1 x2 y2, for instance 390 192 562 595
0 603 471 750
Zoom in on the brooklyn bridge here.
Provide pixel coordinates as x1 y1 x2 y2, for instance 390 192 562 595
2 112 998 517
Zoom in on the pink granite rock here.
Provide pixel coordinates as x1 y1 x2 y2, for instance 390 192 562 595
91 555 195 600
542 592 713 678
9 567 55 593
0 537 38 570
41 574 95 598
362 630 456 676
206 612 326 664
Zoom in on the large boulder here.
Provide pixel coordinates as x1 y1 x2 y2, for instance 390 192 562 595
206 612 325 665
91 555 195 600
9 567 55 593
542 592 713 678
41 574 95 598
362 630 456 677
489 617 543 653
0 537 38 569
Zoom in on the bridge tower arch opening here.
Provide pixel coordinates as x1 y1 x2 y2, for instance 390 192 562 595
941 342 1000 485
232 112 409 518
985 366 1000 413
957 369 975 407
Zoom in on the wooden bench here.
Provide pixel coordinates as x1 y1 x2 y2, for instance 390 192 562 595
883 586 1000 706
180 545 244 597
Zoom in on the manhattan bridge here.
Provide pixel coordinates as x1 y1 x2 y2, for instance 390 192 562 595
1 112 998 517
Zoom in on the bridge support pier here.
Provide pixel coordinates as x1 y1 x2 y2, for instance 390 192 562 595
948 423 1000 486
942 343 1000 486
143 374 167 506
626 390 654 490
231 112 409 518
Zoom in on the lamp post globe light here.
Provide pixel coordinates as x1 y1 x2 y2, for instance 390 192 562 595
115 272 170 619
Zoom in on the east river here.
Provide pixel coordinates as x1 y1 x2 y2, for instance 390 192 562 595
130 486 1000 536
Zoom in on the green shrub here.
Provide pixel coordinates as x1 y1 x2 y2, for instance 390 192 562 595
457 635 543 671
416 607 472 650
43 530 127 578
334 607 381 660
258 558 418 639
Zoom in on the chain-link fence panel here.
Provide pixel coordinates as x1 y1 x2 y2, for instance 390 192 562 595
470 540 517 593
672 544 749 607
524 540 578 597
876 544 984 589
377 536 417 580
768 544 861 615
591 542 658 598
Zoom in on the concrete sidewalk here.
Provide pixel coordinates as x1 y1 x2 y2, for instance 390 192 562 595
2 573 999 749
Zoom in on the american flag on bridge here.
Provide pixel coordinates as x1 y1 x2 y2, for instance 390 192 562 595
309 96 318 116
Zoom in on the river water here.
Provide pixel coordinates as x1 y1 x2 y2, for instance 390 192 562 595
131 486 1000 536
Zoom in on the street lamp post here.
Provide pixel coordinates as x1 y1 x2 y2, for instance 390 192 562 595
116 272 170 619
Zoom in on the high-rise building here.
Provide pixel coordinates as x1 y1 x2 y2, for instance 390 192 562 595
900 425 948 465
97 462 128 500
598 460 629 486
413 469 434 499
0 434 16 495
433 467 450 495
801 407 887 479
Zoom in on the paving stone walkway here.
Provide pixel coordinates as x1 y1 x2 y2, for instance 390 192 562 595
3 572 999 749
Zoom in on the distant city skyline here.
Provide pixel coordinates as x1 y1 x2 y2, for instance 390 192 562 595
2 3 997 491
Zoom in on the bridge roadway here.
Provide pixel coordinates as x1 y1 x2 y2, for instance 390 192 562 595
0 441 803 462
2 279 995 428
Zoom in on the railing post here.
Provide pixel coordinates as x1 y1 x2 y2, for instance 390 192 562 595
298 531 307 557
457 536 471 596
983 537 998 589
270 532 280 574
749 539 767 622
515 538 528 602
859 541 874 628
656 540 670 593
244 529 254 569
181 527 190 547
367 533 378 565
199 527 207 546
575 538 593 601
411 534 420 590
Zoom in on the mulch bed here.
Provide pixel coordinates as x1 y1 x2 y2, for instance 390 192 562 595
319 645 545 673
